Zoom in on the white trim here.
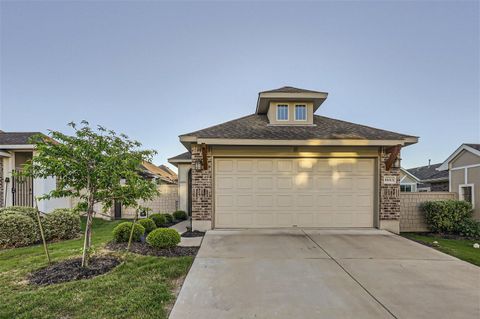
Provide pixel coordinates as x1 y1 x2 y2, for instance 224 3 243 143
438 144 480 171
0 144 35 149
194 138 412 146
449 170 451 192
294 104 307 121
276 104 289 121
450 163 480 171
459 183 475 208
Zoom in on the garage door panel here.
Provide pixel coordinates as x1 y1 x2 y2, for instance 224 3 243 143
215 158 374 228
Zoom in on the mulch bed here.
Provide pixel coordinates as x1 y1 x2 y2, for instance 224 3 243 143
29 256 120 286
181 230 205 238
106 242 199 257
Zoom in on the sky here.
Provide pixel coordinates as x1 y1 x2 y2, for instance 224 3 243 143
0 0 479 171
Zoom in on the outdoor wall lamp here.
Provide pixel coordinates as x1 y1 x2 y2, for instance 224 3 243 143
194 158 203 171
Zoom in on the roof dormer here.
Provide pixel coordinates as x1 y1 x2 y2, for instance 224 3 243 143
256 86 328 125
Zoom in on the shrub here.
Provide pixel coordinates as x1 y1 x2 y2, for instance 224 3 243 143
163 213 173 224
422 200 473 233
455 219 480 239
112 222 145 243
0 206 38 221
146 228 180 249
150 213 167 227
172 210 187 221
0 213 39 248
44 209 81 241
138 218 157 234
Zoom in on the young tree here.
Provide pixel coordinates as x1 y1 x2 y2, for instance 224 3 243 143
22 121 158 267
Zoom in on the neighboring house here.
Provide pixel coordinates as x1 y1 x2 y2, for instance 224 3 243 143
169 87 418 233
400 162 449 192
110 161 179 219
0 131 71 212
438 143 480 220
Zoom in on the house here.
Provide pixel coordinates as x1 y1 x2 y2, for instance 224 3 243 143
169 87 418 233
438 143 480 219
400 162 449 192
0 131 71 212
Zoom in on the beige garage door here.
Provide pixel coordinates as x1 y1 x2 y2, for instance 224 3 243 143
214 158 375 228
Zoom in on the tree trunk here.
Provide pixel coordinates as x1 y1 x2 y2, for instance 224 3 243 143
81 202 95 267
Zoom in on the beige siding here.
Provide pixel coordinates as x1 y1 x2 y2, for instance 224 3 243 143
400 192 457 232
267 102 314 125
212 145 380 157
400 172 417 184
468 166 480 219
451 150 480 168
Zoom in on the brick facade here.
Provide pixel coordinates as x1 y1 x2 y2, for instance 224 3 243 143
379 149 401 220
191 144 213 222
429 181 449 192
400 192 456 232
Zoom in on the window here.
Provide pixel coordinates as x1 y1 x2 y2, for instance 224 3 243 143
400 184 413 192
460 185 474 207
277 105 289 121
295 105 307 121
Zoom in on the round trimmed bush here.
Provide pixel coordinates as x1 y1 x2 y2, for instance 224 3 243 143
0 206 38 221
150 213 167 227
44 209 81 241
138 218 157 234
173 210 187 221
146 228 180 249
112 222 145 243
0 213 39 248
163 213 174 223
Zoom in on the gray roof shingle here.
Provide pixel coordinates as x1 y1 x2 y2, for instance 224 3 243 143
181 114 416 141
168 152 191 161
260 86 328 94
407 163 449 181
466 144 480 151
0 132 43 145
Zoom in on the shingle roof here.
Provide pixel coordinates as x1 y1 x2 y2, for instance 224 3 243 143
181 114 415 141
466 144 480 151
168 152 191 162
0 132 43 145
260 86 328 95
407 163 449 181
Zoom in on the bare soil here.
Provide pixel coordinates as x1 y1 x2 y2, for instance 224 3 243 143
181 230 205 238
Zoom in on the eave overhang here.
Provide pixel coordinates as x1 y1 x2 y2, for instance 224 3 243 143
179 136 418 148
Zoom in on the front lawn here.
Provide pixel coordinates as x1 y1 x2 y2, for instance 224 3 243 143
402 233 480 267
0 218 193 319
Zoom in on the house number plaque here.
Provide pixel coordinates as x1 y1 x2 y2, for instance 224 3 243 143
383 176 397 184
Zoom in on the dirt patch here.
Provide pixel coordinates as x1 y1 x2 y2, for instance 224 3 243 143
181 230 205 238
29 256 120 286
106 242 199 257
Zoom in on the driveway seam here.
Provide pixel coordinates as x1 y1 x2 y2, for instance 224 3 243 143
301 229 398 319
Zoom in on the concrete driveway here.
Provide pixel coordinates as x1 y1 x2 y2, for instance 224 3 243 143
169 229 480 319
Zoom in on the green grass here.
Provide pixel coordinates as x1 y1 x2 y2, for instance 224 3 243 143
0 218 193 319
402 233 480 267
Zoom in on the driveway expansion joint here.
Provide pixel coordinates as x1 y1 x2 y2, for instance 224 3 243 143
301 229 398 319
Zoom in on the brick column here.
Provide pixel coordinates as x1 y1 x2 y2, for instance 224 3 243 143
379 148 401 233
191 144 213 230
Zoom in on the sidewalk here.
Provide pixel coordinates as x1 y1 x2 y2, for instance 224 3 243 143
169 219 203 247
